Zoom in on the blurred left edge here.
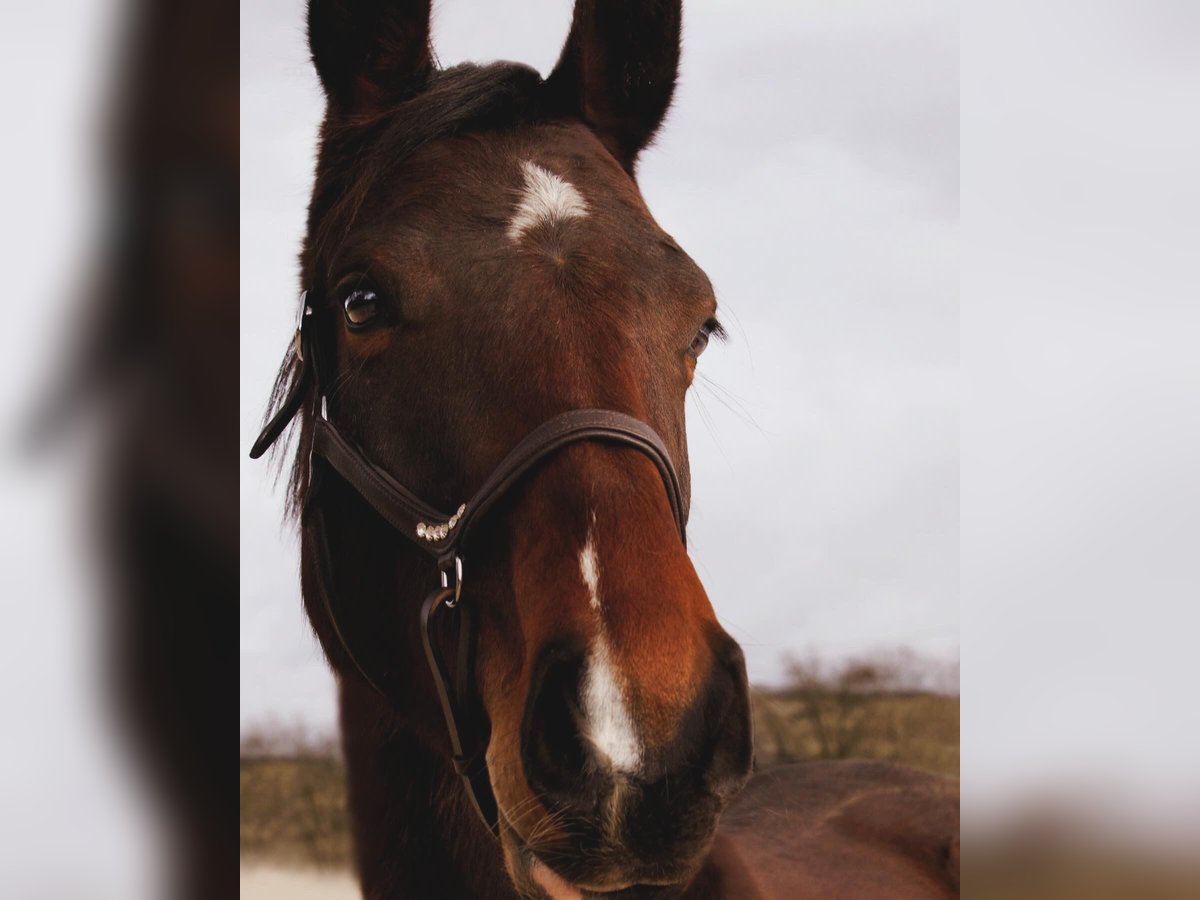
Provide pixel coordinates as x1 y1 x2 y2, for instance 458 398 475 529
0 1 239 898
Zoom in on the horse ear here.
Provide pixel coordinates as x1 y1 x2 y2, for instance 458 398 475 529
307 0 434 114
546 0 682 172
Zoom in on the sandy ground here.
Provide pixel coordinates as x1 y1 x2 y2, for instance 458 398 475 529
240 866 359 900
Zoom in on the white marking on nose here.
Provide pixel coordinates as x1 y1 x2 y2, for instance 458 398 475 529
507 160 588 242
577 519 642 773
581 638 642 774
579 532 601 612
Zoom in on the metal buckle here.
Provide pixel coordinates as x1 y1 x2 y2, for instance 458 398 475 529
293 289 310 361
440 555 464 608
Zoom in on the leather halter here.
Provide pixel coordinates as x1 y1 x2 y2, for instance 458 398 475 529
250 292 689 835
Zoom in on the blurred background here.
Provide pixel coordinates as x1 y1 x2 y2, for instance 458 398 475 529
1 0 237 897
0 0 1194 898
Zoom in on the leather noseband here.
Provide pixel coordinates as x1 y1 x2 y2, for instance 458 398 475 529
250 293 688 835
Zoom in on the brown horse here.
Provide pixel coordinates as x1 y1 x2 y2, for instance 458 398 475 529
257 1 958 897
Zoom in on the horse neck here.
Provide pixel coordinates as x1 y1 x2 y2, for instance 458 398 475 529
337 675 518 900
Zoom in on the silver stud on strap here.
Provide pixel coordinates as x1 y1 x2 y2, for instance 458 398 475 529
417 504 467 542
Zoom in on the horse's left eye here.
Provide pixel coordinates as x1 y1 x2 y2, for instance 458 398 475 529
344 289 379 328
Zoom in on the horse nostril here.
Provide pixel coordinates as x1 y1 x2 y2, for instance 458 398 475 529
521 648 590 801
518 635 752 840
703 635 754 798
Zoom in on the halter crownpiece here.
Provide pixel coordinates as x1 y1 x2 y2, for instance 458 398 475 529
250 288 689 835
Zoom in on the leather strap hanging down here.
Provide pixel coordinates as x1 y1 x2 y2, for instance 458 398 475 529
420 585 498 830
250 292 688 836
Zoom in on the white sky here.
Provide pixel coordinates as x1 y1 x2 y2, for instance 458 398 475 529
240 0 959 733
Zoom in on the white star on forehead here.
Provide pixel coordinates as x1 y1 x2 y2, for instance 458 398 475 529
507 160 588 242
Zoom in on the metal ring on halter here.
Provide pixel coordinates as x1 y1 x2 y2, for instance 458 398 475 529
440 555 464 607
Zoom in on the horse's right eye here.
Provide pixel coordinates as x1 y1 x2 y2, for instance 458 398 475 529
343 289 379 328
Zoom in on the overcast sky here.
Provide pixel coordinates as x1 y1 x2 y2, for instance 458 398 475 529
240 0 958 733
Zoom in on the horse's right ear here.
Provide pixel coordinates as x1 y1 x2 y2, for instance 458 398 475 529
546 0 682 173
307 0 434 114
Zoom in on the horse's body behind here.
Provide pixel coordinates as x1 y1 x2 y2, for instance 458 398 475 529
710 762 960 899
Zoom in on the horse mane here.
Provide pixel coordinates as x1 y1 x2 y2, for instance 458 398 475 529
260 61 551 518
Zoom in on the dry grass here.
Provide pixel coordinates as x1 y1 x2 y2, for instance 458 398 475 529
240 755 352 868
752 688 960 777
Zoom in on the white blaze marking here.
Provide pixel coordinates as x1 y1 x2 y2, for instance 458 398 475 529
577 523 642 773
582 638 642 773
507 160 588 242
579 532 601 611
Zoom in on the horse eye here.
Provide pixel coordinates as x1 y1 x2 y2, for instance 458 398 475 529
689 322 715 358
343 289 379 328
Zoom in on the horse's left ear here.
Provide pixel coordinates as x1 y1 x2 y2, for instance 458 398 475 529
545 0 682 173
